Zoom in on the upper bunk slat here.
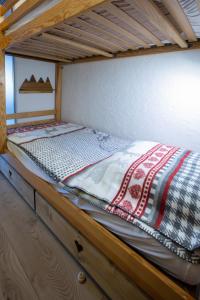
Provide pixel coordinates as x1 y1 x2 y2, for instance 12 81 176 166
162 0 197 42
1 0 108 49
103 2 163 46
41 32 113 58
130 0 187 48
66 17 131 50
0 0 44 32
1 0 200 63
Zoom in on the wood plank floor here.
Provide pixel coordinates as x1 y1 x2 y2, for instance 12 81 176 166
0 172 106 300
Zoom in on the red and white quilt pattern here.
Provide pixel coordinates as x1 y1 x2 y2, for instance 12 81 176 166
106 144 179 221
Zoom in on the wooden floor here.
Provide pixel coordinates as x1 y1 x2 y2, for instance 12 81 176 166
0 172 106 300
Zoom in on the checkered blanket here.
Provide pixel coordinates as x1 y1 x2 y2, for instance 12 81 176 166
8 122 130 181
67 141 200 254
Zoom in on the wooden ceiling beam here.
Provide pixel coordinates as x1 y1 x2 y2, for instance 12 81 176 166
65 19 129 51
50 27 117 52
0 0 44 32
1 0 107 49
41 33 113 57
162 0 197 42
20 39 91 57
84 11 149 48
14 43 80 59
105 3 163 47
71 41 200 64
132 0 188 48
21 40 77 57
7 48 72 63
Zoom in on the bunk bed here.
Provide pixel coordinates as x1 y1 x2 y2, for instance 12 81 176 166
0 1 200 299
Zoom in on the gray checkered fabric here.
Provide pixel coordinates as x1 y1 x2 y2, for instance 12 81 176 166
19 127 130 181
159 151 200 250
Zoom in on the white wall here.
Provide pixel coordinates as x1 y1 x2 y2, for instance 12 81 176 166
15 57 55 122
62 49 200 152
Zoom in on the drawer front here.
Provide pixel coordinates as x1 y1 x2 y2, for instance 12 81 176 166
35 192 148 300
0 157 35 209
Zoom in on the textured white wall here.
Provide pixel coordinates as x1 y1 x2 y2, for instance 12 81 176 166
15 57 55 122
62 50 200 152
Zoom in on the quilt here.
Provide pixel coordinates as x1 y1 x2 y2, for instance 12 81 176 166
8 123 200 263
8 122 130 180
66 140 200 261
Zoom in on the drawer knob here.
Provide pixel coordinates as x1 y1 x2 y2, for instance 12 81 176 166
77 271 86 284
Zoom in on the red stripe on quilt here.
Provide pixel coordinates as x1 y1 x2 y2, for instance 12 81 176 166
155 150 191 228
134 146 179 218
108 143 162 209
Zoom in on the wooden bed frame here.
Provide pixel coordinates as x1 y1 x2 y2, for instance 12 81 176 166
0 1 199 299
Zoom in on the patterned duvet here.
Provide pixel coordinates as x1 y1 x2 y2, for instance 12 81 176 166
8 122 200 264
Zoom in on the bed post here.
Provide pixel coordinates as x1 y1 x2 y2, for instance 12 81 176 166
55 63 63 122
0 49 6 154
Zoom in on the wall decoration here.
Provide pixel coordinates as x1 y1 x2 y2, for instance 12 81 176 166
19 75 53 93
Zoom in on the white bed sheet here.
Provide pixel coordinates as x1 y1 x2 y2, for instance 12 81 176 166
7 141 200 285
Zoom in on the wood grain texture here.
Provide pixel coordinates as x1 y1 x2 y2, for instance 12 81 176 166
57 23 126 52
72 41 200 64
50 27 118 52
6 48 72 62
55 63 62 122
0 220 38 300
0 157 35 209
16 40 85 58
131 0 188 48
1 0 107 49
0 172 107 300
42 33 113 57
0 0 44 32
0 50 6 154
36 192 149 300
162 0 197 42
1 152 195 300
84 10 149 48
104 2 163 46
6 109 56 120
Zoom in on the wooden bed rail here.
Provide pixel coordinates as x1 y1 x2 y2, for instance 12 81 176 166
7 118 56 129
6 109 56 120
0 0 44 32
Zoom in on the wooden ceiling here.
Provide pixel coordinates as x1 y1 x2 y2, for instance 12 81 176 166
3 0 200 63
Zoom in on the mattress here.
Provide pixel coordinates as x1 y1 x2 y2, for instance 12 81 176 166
7 140 200 286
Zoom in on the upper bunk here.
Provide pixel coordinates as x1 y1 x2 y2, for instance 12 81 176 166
0 0 200 63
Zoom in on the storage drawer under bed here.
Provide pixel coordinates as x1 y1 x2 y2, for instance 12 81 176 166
0 156 35 209
35 192 148 300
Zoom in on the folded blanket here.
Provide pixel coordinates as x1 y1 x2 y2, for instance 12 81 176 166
67 141 200 252
8 122 130 180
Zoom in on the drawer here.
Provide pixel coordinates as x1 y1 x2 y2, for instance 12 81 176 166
35 192 148 300
0 156 35 209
